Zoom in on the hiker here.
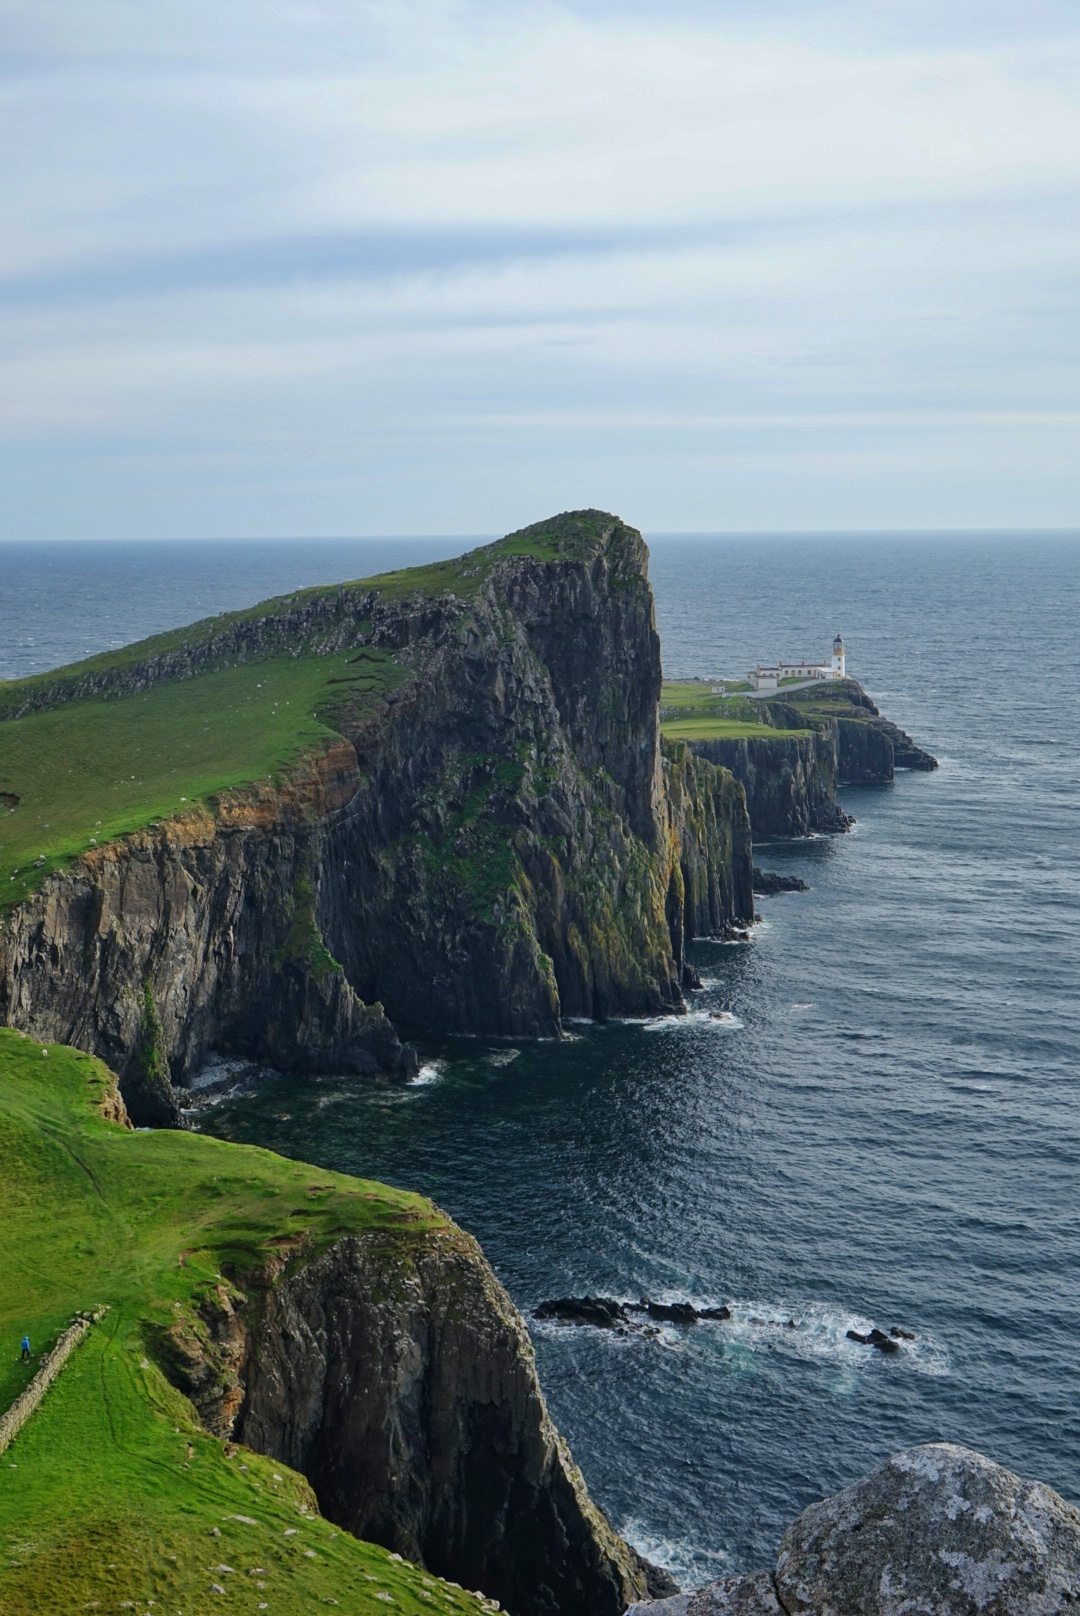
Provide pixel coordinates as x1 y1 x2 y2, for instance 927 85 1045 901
20 1335 30 1363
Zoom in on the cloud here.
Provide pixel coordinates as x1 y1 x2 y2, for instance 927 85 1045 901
0 0 1078 533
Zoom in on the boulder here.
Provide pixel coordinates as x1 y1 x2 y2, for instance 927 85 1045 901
776 1443 1080 1615
627 1444 1080 1616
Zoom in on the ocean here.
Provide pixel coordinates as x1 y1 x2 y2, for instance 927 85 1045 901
2 530 1078 1586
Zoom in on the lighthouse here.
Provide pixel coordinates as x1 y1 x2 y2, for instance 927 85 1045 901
830 635 845 678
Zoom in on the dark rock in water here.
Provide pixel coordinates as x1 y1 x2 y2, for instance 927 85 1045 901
682 961 704 990
629 1444 1080 1616
644 1300 698 1325
539 1294 735 1330
846 1326 901 1353
890 1325 915 1340
752 870 809 895
535 1296 629 1328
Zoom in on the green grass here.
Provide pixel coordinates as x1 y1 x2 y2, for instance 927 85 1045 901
661 716 798 740
0 649 409 912
659 681 810 742
0 1028 488 1616
0 512 627 722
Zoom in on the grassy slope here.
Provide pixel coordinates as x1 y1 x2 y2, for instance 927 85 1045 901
659 681 810 742
0 511 624 915
0 511 612 716
0 650 410 912
0 1028 488 1616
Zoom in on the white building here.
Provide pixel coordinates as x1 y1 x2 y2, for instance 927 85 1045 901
749 636 846 692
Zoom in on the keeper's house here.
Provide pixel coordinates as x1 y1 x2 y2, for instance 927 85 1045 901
749 636 846 693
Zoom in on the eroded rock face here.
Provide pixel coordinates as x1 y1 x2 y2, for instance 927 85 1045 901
0 512 753 1122
160 1222 667 1616
629 1444 1080 1616
775 1443 1080 1616
683 731 851 839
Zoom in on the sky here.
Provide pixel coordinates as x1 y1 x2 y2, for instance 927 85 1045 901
1 0 1079 538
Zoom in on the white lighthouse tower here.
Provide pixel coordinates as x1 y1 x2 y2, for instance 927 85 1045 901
830 634 846 678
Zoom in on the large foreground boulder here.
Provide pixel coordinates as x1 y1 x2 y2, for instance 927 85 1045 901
629 1443 1080 1616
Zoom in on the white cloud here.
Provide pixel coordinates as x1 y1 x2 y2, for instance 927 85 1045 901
0 0 1078 532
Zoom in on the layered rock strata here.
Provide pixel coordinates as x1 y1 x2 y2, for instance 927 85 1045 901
0 511 754 1122
627 1443 1080 1616
158 1222 673 1616
684 687 935 840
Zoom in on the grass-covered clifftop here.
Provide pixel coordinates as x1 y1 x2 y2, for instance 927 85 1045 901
0 1028 487 1615
659 680 811 741
0 650 409 910
0 510 754 1115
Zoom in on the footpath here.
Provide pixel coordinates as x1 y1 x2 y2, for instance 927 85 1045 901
0 1307 108 1455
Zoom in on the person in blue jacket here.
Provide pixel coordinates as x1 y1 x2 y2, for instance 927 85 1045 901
20 1335 30 1362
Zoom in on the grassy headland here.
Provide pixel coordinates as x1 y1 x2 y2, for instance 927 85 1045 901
0 650 409 911
0 1028 486 1615
0 512 635 914
659 680 811 742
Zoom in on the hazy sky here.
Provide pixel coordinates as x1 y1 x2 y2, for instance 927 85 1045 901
2 0 1079 537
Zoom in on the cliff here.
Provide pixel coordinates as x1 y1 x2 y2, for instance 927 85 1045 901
629 1443 1080 1616
0 1030 662 1616
678 730 851 839
214 1227 665 1616
0 511 753 1123
660 680 935 841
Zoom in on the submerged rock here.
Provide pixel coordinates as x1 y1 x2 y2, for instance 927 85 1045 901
534 1296 631 1327
627 1443 1080 1616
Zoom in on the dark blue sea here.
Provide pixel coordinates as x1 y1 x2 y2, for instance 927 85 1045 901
2 532 1078 1586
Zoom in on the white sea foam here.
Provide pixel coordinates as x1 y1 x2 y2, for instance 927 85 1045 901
619 1518 731 1592
410 1060 444 1087
641 1009 744 1032
486 1048 521 1067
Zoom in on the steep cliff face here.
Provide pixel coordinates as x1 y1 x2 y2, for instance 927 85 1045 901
662 742 754 941
164 1224 667 1616
0 511 753 1121
676 683 935 842
681 731 851 839
0 746 414 1125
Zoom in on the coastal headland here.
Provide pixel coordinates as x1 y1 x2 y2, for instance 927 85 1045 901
8 510 1062 1616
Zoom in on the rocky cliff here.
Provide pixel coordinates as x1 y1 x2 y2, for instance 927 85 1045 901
628 1443 1080 1615
681 684 935 840
681 731 851 839
0 511 754 1122
160 1221 672 1616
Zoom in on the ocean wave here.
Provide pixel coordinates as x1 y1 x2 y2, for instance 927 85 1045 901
409 1060 444 1087
641 1009 744 1033
619 1518 731 1592
486 1048 521 1067
532 1292 947 1377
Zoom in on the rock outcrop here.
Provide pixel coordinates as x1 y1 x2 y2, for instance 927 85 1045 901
628 1443 1080 1616
0 512 754 1123
684 732 851 839
681 684 935 841
158 1223 673 1616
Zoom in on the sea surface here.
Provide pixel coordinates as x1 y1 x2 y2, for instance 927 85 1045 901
2 531 1079 1586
